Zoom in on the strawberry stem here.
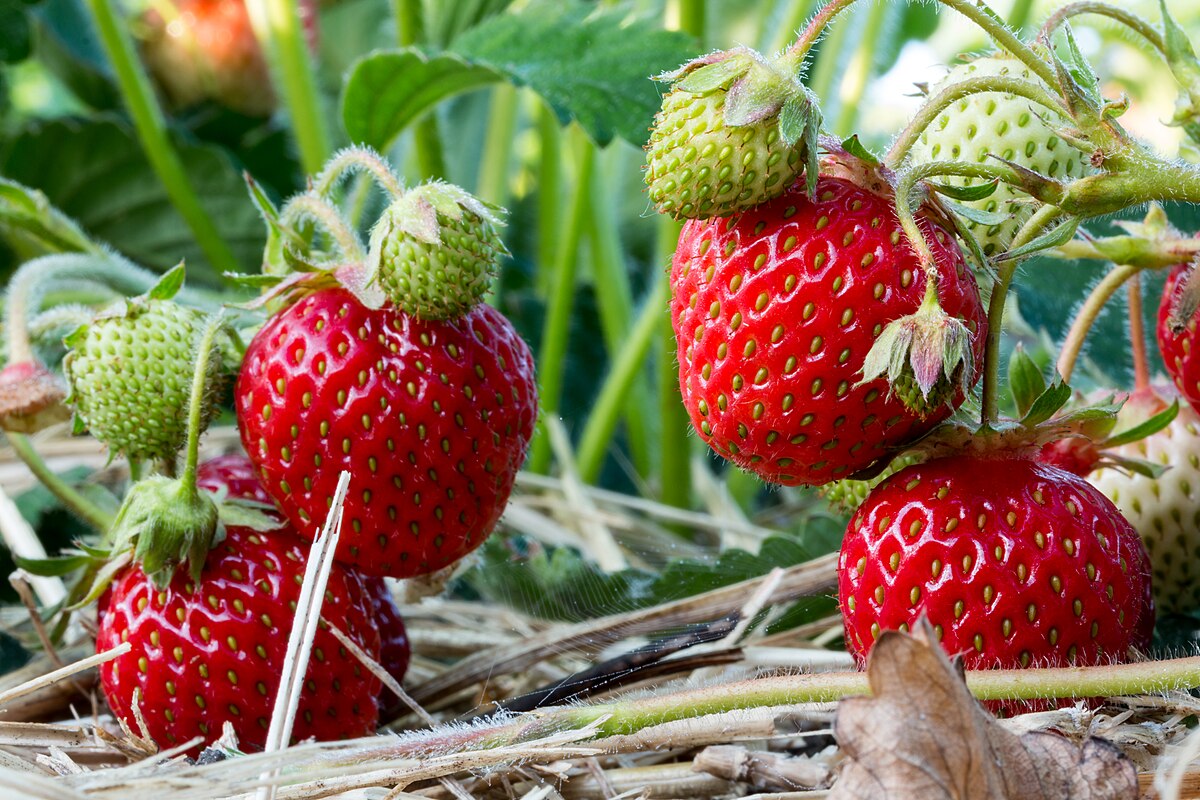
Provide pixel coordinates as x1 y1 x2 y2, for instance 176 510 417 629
980 204 1065 424
6 433 114 532
312 147 405 200
278 194 365 261
1039 2 1165 55
1057 263 1143 382
788 0 1057 90
179 314 230 491
80 0 240 276
886 75 1070 168
395 0 447 180
245 0 331 175
1128 273 1152 392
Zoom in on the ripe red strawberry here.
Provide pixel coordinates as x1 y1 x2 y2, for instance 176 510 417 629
364 578 410 697
96 523 382 753
140 0 318 117
236 287 537 578
196 453 274 505
839 454 1154 678
671 175 986 485
1158 261 1200 415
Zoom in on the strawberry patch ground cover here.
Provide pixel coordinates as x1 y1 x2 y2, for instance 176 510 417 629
9 0 1200 798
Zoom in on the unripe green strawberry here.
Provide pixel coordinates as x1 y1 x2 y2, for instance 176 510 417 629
63 268 226 463
646 47 820 219
366 182 505 320
908 55 1092 255
1090 395 1200 612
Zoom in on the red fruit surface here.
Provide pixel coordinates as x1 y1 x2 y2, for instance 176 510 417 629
839 454 1154 676
96 526 381 753
1037 437 1101 477
236 288 537 578
671 177 986 486
364 578 410 690
196 453 274 505
140 0 318 117
1158 262 1200 415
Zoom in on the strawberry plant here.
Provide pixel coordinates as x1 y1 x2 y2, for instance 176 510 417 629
9 0 1200 793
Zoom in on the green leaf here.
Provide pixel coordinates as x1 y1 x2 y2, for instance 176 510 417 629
1105 400 1179 448
30 0 120 110
0 177 100 255
928 179 999 202
13 553 93 577
994 217 1080 263
1007 346 1045 418
1105 454 1169 480
0 3 31 63
941 199 1009 226
0 118 265 285
1021 378 1072 427
341 49 503 152
147 262 186 301
449 1 697 146
841 134 880 166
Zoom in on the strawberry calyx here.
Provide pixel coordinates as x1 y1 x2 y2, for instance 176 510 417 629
646 46 822 218
859 279 975 419
364 182 506 319
1041 385 1181 477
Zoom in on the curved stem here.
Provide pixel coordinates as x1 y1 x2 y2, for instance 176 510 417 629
245 0 331 175
980 204 1064 423
179 314 229 492
789 0 1056 89
4 254 161 364
6 434 114 532
886 75 1069 167
396 0 446 180
1128 274 1151 392
1057 262 1142 382
312 147 405 200
278 194 365 259
1039 2 1165 54
81 0 239 276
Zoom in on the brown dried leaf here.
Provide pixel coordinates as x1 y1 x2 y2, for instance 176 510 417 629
830 623 1138 800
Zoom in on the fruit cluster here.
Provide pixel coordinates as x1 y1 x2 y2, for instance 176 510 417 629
645 13 1200 696
14 150 536 752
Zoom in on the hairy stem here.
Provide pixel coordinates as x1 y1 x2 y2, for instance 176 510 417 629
1128 274 1151 392
312 147 404 200
789 0 1056 89
981 204 1064 423
576 273 668 484
245 0 330 175
1057 262 1142 382
179 315 229 492
7 434 114 532
1039 2 1165 54
886 75 1069 167
528 128 595 474
81 0 239 276
278 194 365 259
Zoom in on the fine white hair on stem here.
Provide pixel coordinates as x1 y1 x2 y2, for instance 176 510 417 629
312 146 405 201
255 470 351 800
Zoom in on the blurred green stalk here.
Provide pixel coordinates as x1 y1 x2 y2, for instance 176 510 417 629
528 126 594 474
477 84 519 207
396 0 447 179
536 103 563 294
247 0 331 175
833 3 887 134
82 0 238 275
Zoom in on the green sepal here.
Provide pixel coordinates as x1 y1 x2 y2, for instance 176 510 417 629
929 179 999 203
246 173 295 277
723 59 794 126
1057 26 1102 106
1104 400 1179 448
995 217 1079 263
1007 346 1046 418
673 54 752 93
224 272 286 289
840 135 880 167
941 199 1009 227
147 262 186 302
1159 0 1200 143
802 98 821 198
1020 377 1072 427
1103 454 1170 480
112 476 221 588
13 552 94 577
